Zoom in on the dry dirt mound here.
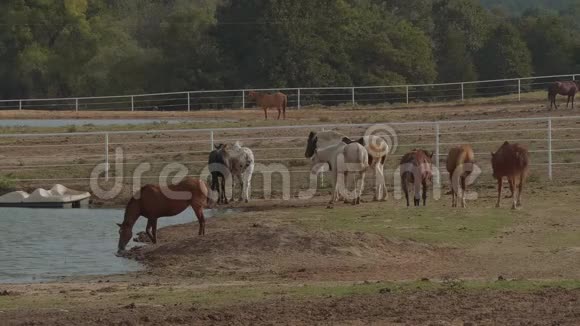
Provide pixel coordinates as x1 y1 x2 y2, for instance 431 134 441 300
126 223 453 280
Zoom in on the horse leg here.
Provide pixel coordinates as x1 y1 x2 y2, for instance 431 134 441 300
496 177 503 208
276 107 281 120
567 95 571 109
402 175 410 207
193 205 206 236
264 107 268 120
145 219 155 243
237 174 244 202
460 175 467 208
357 171 366 205
221 176 228 204
506 177 514 199
151 218 158 244
517 173 524 208
422 179 428 207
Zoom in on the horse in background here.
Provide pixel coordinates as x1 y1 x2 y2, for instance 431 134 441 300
446 145 475 208
247 91 287 120
116 177 211 254
491 141 529 209
548 81 580 110
310 140 369 206
306 130 388 201
400 149 433 207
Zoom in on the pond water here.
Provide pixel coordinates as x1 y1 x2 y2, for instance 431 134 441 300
0 207 229 284
0 119 191 128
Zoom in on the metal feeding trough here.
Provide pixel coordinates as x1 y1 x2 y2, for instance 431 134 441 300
0 184 90 208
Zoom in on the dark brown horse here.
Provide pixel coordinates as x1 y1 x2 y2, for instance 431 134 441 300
400 149 433 207
247 91 287 120
491 141 529 209
446 145 475 208
116 177 211 254
548 81 580 110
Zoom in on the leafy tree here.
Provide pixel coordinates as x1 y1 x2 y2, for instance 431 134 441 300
477 22 533 79
519 12 576 75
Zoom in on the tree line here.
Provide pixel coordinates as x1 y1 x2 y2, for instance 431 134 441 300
0 0 579 100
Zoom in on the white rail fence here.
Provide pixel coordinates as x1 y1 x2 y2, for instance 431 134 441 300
0 74 578 112
2 116 580 199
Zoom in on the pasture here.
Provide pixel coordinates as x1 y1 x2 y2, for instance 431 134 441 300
3 101 580 324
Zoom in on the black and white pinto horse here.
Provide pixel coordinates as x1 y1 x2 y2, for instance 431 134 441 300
208 142 255 204
305 130 389 201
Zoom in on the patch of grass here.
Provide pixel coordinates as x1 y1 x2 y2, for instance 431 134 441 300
0 175 15 194
294 203 518 247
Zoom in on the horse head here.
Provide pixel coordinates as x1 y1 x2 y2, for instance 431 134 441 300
305 131 318 158
116 222 132 254
247 91 257 100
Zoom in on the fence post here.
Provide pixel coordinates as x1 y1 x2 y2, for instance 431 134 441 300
406 86 409 104
75 98 79 112
131 96 134 112
548 118 552 181
351 87 355 106
19 100 22 111
187 92 191 112
320 127 325 187
461 83 465 102
105 133 109 182
297 88 301 109
210 130 214 150
518 79 521 102
242 91 245 109
435 123 440 186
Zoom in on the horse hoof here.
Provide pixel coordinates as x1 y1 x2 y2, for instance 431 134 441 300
326 205 334 209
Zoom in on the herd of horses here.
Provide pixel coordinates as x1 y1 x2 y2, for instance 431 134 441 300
116 130 530 253
118 78 580 252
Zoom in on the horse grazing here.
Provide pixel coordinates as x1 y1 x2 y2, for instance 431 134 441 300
491 141 529 209
400 149 433 207
305 130 388 201
311 141 369 206
116 177 211 254
548 81 580 110
247 91 287 120
208 144 230 204
446 145 475 208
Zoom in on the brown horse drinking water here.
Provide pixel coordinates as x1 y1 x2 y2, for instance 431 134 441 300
491 141 529 209
116 177 211 254
548 81 580 110
247 91 287 120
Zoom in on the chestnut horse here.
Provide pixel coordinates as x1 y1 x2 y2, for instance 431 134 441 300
247 91 287 120
548 81 580 110
446 145 475 208
116 177 211 254
491 141 529 209
400 149 433 207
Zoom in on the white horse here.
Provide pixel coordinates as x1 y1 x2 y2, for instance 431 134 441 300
311 141 369 205
305 130 388 201
221 141 254 203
